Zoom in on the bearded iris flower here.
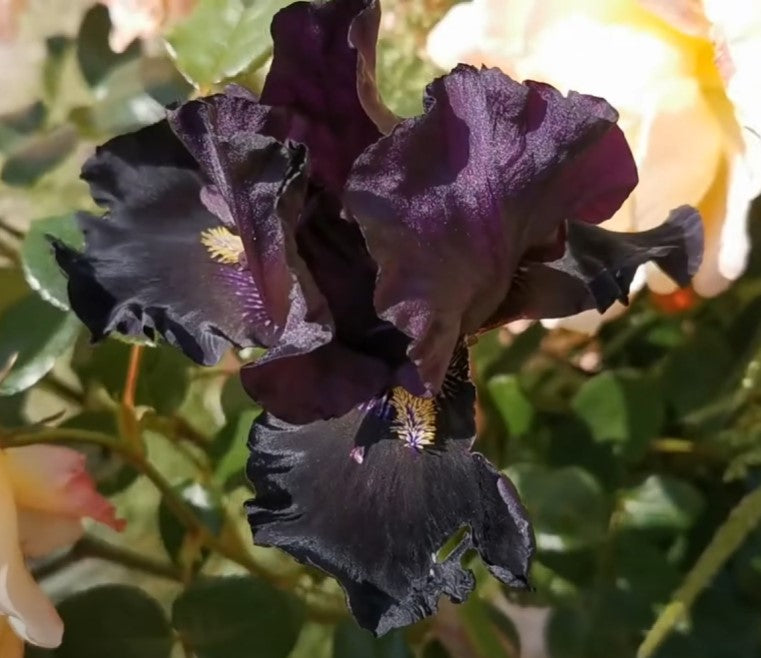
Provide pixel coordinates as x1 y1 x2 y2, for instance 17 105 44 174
52 0 704 635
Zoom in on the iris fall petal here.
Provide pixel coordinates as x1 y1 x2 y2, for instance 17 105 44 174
51 121 274 365
246 357 534 635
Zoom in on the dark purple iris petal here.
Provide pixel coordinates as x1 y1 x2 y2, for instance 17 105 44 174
245 357 534 634
169 94 332 343
490 206 704 323
241 342 393 424
344 65 638 394
51 121 271 365
240 199 421 423
170 93 408 422
260 0 396 191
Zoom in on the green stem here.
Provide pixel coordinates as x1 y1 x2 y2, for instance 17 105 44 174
1 428 288 583
1 426 346 621
34 535 183 582
0 217 24 239
638 484 761 657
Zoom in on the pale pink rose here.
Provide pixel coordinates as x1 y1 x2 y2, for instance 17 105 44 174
428 0 761 332
0 0 25 40
0 445 124 650
100 0 195 52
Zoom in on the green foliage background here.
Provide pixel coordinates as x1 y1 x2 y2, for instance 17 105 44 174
1 1 761 657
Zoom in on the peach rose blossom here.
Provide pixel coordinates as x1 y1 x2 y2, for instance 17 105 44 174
100 0 195 52
428 0 761 331
0 443 124 655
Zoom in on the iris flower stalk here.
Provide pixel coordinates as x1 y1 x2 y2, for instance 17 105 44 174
53 0 704 635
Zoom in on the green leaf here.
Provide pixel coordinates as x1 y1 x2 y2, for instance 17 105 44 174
487 374 535 436
661 328 734 416
0 101 47 152
618 475 704 531
0 295 80 395
1 125 78 187
167 0 291 88
458 596 515 658
506 464 608 551
572 370 664 459
76 5 141 88
21 213 83 311
51 585 173 658
421 641 453 658
289 623 333 658
69 56 188 138
173 576 305 658
158 480 224 565
333 622 412 658
211 408 261 488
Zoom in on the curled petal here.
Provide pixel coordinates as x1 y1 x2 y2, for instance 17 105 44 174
52 121 274 365
5 445 125 535
0 619 24 658
168 94 333 345
492 205 703 322
345 66 637 392
0 455 62 648
261 0 395 190
246 367 534 634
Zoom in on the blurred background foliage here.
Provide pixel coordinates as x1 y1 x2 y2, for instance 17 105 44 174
1 0 760 657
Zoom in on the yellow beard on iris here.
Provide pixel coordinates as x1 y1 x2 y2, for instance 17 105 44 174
389 387 437 450
200 226 245 265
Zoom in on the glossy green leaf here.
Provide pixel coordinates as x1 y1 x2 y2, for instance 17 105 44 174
173 576 304 658
0 295 80 395
572 370 664 459
211 408 261 488
289 623 333 658
618 475 704 531
661 328 734 416
506 464 608 551
1 125 78 187
21 213 83 311
158 480 224 565
333 622 412 658
487 374 535 436
167 0 291 88
458 596 516 658
50 585 173 658
76 5 141 88
0 101 47 152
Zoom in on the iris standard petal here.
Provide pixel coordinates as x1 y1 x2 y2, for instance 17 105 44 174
491 205 704 322
260 0 396 191
345 65 637 394
51 121 274 365
168 94 333 344
245 353 534 634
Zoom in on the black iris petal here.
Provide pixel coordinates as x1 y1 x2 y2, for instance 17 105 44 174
245 349 534 635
